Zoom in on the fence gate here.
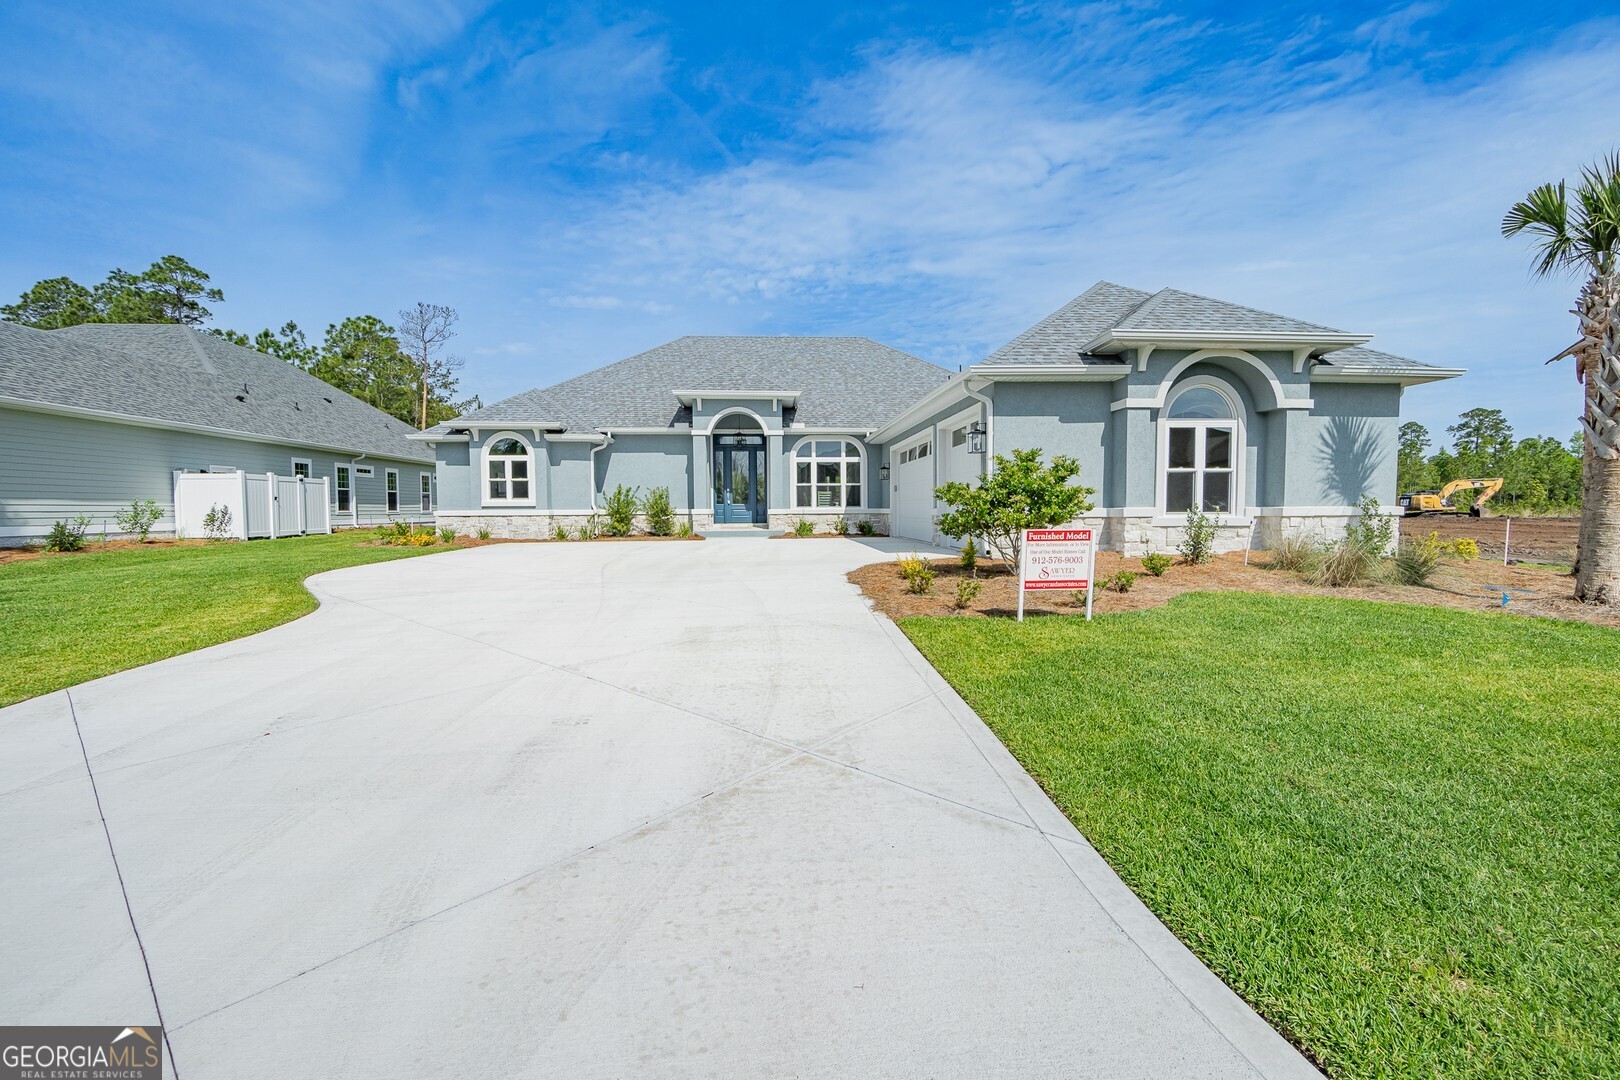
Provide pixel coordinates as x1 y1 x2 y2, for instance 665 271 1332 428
174 471 332 540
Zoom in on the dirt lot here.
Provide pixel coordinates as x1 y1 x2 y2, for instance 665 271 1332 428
1414 514 1578 565
850 547 1620 629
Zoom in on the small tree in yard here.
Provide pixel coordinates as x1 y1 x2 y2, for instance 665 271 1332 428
934 449 1094 574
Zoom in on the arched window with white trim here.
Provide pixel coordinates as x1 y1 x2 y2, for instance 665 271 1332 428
483 432 534 505
793 437 863 508
1160 379 1241 515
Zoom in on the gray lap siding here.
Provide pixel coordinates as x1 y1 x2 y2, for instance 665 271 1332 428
0 405 434 543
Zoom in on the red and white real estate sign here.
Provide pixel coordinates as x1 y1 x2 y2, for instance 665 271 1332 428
1018 527 1097 620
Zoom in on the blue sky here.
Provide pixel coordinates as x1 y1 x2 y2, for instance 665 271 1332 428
2 2 1616 444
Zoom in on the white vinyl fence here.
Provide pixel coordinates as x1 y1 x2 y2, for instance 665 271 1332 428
173 470 332 540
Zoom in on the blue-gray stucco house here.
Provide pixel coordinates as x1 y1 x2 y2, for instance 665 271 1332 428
0 322 436 544
423 280 1463 552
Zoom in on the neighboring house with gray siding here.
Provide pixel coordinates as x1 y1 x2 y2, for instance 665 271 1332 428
0 322 436 545
420 281 1461 553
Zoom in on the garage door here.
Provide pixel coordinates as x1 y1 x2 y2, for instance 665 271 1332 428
891 438 935 543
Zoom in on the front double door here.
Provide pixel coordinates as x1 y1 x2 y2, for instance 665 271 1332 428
714 435 766 524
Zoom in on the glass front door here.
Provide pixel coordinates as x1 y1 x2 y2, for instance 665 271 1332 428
713 436 766 523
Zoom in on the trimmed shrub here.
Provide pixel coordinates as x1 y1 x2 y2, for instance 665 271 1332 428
642 486 675 536
202 504 233 541
832 516 849 535
1141 551 1171 576
902 559 936 595
856 519 876 537
1179 508 1217 564
116 498 162 542
793 519 814 537
1451 537 1480 560
896 553 928 579
953 577 983 609
45 516 92 553
603 485 639 537
960 541 977 574
1106 570 1138 593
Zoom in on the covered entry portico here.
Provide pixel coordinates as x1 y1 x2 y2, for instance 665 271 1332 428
712 428 767 524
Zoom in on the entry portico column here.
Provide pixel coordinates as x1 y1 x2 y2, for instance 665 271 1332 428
692 431 712 516
767 431 785 514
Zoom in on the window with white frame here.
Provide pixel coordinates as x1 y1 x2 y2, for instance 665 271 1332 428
1162 380 1239 515
420 473 432 511
793 438 863 508
385 469 399 513
334 465 352 512
484 434 533 504
290 458 312 478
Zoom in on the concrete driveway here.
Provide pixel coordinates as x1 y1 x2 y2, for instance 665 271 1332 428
1 538 1320 1078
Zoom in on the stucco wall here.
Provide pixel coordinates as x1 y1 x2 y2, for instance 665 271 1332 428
597 434 694 510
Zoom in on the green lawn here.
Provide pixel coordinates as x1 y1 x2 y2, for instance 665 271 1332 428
0 532 462 707
901 593 1619 1079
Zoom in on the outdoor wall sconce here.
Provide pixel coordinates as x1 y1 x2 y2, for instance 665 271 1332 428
878 462 890 481
967 421 987 454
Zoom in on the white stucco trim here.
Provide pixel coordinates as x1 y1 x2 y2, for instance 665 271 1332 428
546 432 609 443
1082 328 1373 355
705 406 780 435
676 389 800 412
1311 366 1466 386
480 430 538 508
1155 376 1246 519
789 435 868 509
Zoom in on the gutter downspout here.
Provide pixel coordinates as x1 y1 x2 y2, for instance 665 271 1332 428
963 379 994 476
589 432 614 513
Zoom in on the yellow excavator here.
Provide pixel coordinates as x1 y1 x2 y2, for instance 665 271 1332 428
1398 477 1504 516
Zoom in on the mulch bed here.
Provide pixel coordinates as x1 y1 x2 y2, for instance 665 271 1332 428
848 550 1620 629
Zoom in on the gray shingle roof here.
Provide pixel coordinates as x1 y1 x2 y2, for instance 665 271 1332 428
0 322 431 462
983 281 1150 366
443 336 952 432
1113 287 1347 336
983 280 1441 371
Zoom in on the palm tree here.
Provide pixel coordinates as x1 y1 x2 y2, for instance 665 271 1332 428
1503 153 1620 604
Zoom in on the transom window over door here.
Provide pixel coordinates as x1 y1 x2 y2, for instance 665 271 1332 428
485 435 532 504
794 438 862 508
1163 381 1239 515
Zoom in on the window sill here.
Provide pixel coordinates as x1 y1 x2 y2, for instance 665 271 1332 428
1151 515 1252 528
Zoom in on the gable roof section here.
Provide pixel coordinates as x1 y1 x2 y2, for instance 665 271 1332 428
0 322 431 461
437 336 952 433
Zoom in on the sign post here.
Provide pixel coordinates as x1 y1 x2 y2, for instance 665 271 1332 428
1018 527 1097 622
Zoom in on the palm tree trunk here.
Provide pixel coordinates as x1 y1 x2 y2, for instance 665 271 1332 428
1574 272 1620 603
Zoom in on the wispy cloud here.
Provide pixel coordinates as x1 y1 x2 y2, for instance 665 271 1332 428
2 2 1616 439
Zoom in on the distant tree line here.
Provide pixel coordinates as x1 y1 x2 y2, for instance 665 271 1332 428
1 256 477 429
1399 407 1582 514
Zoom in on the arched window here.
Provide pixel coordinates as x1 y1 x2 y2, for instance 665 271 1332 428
793 438 863 508
483 433 534 505
1161 379 1241 515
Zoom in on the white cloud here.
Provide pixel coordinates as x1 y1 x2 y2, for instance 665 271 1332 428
534 12 1620 438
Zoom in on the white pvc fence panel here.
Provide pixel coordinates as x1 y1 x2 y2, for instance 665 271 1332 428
173 471 331 541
